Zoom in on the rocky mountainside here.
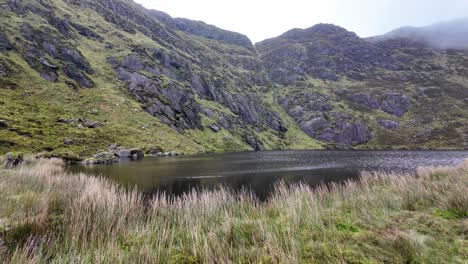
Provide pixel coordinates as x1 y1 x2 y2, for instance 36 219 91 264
0 0 467 157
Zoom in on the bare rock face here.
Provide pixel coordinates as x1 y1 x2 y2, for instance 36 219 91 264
60 47 94 74
381 93 410 117
150 10 253 49
280 92 373 147
63 63 94 88
349 93 380 109
0 32 13 53
378 120 400 129
257 24 406 85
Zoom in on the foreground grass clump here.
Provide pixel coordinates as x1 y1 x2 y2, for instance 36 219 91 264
0 159 467 263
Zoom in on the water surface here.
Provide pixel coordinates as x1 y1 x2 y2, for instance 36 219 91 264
70 150 468 200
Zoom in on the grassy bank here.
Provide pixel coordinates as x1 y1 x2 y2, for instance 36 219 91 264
0 159 467 263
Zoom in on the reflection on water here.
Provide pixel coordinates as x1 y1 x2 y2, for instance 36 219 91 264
69 150 468 200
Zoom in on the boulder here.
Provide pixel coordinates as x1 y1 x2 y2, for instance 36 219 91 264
349 93 380 109
39 58 59 69
0 32 13 53
64 138 74 145
130 149 144 159
0 120 8 129
40 71 58 82
83 119 102 128
378 120 400 129
203 108 214 117
60 47 94 74
246 136 265 151
381 93 410 117
121 54 145 71
208 124 221 133
115 149 132 158
83 152 118 165
42 42 58 58
5 153 23 168
146 149 163 156
63 64 94 88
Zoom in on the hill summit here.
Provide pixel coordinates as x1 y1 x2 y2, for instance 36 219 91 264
0 0 467 157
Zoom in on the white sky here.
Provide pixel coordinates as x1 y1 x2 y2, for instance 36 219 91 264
134 0 468 43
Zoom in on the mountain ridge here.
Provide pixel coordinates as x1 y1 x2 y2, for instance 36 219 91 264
0 0 467 158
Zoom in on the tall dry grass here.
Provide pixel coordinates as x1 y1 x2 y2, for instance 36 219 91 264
0 159 467 263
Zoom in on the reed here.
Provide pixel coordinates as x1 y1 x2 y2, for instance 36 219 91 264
0 159 466 263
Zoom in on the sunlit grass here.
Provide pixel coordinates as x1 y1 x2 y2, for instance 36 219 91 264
0 158 467 263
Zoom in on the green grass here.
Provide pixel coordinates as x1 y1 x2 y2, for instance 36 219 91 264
0 158 466 263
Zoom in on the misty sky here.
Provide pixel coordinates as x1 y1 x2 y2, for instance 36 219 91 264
134 0 468 43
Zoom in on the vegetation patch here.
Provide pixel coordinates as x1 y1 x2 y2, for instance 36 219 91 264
0 158 466 263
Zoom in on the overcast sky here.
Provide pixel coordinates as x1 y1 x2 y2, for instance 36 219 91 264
134 0 468 43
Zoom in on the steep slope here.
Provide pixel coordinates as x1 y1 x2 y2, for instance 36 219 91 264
257 24 468 149
0 0 320 156
0 0 467 157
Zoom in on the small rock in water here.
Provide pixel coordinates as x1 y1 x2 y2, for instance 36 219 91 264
116 149 132 158
130 149 144 159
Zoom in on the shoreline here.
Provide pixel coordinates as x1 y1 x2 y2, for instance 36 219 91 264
0 158 467 262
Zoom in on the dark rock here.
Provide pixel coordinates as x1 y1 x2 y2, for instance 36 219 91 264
168 151 180 156
208 124 221 133
121 54 144 71
60 47 94 74
203 108 214 117
331 120 373 146
20 22 34 42
63 63 94 88
381 93 410 117
40 71 58 82
47 17 72 37
83 119 102 128
0 62 7 78
39 58 59 69
57 118 76 124
64 138 74 145
0 32 13 53
115 149 132 158
107 57 119 68
349 93 380 109
70 22 103 40
5 152 23 168
105 43 113 49
246 136 265 151
378 120 400 129
0 120 8 129
146 149 163 156
130 148 144 159
42 42 58 58
83 152 117 165
218 116 230 129
301 117 329 135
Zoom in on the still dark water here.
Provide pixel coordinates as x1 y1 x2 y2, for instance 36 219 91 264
70 150 468 200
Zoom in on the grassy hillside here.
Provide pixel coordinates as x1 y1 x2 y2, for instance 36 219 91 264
0 0 467 158
0 0 320 157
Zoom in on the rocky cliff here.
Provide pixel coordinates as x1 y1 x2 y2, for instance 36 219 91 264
0 0 466 157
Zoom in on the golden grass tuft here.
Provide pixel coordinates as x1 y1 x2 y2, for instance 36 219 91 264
0 158 467 263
